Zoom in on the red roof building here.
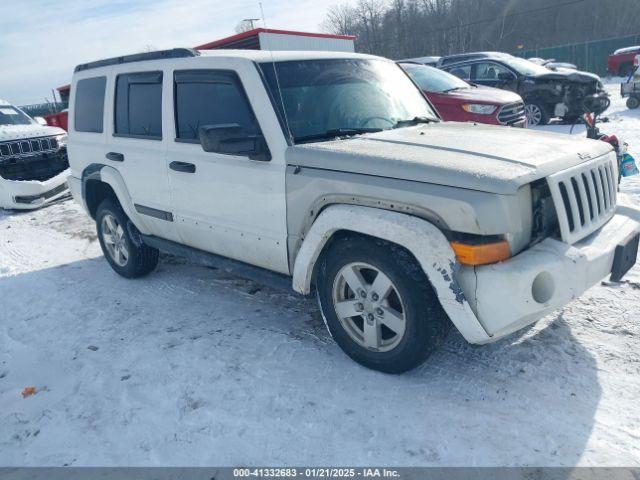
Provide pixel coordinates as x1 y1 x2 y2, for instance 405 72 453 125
195 28 355 52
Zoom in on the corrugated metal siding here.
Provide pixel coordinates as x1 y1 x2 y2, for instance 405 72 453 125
258 32 355 52
514 34 640 76
212 34 261 50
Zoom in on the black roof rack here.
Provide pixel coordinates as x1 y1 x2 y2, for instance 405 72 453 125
74 48 200 73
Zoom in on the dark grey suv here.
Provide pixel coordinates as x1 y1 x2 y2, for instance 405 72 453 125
439 52 609 125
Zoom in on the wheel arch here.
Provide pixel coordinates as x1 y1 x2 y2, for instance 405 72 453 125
81 164 152 235
292 204 490 343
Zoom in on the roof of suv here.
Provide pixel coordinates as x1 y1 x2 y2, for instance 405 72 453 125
438 51 512 66
613 46 640 55
74 48 381 73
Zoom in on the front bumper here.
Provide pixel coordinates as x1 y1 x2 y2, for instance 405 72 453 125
0 169 70 210
457 198 640 342
564 91 610 117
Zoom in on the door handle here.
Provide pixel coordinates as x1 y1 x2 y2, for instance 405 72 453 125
169 161 196 173
106 152 124 162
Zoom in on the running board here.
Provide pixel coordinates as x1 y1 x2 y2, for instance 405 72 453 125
140 234 296 294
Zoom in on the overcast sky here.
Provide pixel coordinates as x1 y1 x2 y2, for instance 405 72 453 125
0 0 342 105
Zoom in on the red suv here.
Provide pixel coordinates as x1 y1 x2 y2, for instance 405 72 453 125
608 46 640 76
400 62 526 127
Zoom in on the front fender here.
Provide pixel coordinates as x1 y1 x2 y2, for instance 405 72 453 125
292 204 490 343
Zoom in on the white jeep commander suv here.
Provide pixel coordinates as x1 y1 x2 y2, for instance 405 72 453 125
67 48 640 373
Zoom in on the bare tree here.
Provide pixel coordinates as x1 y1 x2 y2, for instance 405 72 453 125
322 0 640 59
321 2 357 35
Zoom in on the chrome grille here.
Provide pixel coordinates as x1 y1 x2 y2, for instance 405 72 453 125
0 136 60 158
497 101 526 126
547 153 618 244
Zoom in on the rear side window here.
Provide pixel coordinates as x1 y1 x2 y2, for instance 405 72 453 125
115 71 162 139
174 70 259 142
74 76 106 133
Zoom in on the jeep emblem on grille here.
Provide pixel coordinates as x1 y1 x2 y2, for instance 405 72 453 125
578 152 592 160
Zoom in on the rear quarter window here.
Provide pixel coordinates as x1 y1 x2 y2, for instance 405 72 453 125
115 72 163 139
74 76 106 133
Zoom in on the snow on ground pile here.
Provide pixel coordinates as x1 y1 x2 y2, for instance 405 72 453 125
0 80 639 466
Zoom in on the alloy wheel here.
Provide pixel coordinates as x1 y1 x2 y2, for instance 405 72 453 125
101 214 129 267
525 104 543 126
331 262 407 352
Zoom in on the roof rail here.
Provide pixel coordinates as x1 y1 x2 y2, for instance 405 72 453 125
74 48 200 73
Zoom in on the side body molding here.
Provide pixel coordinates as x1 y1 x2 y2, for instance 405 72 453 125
291 204 490 343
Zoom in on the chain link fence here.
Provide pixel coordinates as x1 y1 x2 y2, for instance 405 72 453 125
514 33 640 76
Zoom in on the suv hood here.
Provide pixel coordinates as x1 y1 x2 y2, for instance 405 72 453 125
528 69 600 83
0 124 65 142
287 122 613 195
428 85 521 105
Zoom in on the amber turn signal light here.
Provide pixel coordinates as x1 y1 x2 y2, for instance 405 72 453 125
450 240 511 266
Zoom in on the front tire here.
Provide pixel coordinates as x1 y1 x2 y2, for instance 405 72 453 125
96 199 159 278
316 235 450 373
627 96 640 110
525 102 549 126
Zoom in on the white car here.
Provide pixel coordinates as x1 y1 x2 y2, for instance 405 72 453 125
0 99 69 209
67 48 640 373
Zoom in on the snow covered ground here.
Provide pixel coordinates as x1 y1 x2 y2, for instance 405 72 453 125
1 80 639 467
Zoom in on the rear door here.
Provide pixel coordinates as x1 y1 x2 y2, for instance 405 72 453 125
106 67 179 242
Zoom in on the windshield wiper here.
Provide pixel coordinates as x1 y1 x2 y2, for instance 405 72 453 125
294 127 383 144
393 116 437 129
443 87 466 93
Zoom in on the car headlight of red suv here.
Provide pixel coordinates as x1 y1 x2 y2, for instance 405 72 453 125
462 104 497 115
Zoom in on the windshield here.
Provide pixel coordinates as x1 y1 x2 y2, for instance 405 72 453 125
259 58 437 143
501 56 551 76
401 63 469 93
0 106 34 126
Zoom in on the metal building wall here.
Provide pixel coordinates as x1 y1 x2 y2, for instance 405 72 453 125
515 34 640 76
258 32 355 52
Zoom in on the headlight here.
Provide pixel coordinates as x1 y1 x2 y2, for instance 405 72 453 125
56 133 68 147
461 104 497 115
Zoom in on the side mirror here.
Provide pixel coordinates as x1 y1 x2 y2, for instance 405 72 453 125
34 116 48 126
198 123 271 161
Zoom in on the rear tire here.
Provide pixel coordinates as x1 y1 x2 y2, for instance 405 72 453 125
627 97 640 110
96 198 159 278
316 235 450 374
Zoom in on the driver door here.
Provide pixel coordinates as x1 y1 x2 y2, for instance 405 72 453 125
166 68 289 274
472 62 518 92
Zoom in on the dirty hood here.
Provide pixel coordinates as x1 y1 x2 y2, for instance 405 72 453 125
529 69 601 83
287 122 613 195
0 124 65 142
